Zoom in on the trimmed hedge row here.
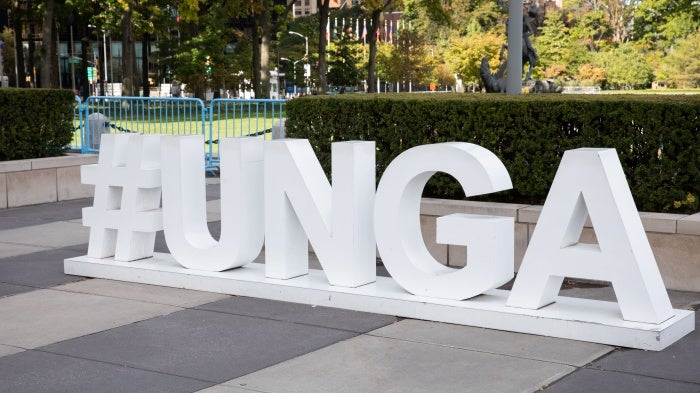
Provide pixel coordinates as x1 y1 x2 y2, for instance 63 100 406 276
285 93 700 214
0 88 75 161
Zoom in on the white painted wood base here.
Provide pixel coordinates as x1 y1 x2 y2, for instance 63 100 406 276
64 253 695 351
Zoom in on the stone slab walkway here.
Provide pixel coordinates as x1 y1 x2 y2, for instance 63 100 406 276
0 185 698 393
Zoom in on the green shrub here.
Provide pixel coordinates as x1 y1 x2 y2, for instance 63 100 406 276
286 93 700 213
0 88 75 161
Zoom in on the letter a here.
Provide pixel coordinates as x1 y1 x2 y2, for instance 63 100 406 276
507 148 673 324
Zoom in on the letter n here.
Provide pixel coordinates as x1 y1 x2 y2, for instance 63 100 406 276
264 140 376 288
507 148 673 324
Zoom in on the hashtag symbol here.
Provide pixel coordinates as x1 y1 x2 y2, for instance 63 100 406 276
82 134 163 261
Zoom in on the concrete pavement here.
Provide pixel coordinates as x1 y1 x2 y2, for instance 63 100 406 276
0 181 698 392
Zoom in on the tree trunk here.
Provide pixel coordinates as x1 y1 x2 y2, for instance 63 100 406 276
40 0 56 88
80 31 89 99
367 11 381 93
27 0 36 87
259 9 271 99
317 0 329 94
121 8 136 96
11 4 26 87
141 32 150 97
98 32 104 95
251 22 261 98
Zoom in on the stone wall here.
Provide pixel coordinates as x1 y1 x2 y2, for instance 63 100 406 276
420 198 700 292
0 154 97 208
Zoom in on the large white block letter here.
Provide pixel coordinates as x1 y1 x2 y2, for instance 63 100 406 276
375 143 513 300
264 140 376 288
160 136 264 271
507 148 673 324
82 134 163 262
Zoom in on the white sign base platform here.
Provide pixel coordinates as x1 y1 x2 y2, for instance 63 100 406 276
64 253 695 351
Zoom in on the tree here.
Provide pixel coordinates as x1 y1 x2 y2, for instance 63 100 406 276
376 27 431 89
597 42 653 88
634 0 700 49
661 29 700 87
444 30 503 85
0 27 17 86
316 0 331 94
327 29 363 88
363 0 394 93
448 0 502 37
40 0 58 88
532 10 590 80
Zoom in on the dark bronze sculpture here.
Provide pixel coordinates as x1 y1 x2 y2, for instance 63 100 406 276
480 3 557 93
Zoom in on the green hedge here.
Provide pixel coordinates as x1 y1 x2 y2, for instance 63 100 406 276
285 93 700 214
0 88 75 161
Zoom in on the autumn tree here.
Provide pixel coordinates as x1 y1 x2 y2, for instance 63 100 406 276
444 30 503 85
661 29 700 87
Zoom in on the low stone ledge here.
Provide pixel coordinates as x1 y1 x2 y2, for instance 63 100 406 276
0 174 6 209
517 205 542 224
638 212 686 234
1 154 97 208
31 154 98 170
7 168 57 207
419 198 700 292
420 198 526 218
678 213 700 236
0 160 32 173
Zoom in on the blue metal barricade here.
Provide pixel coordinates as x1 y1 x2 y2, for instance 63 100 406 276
72 96 287 174
71 96 84 151
207 99 286 168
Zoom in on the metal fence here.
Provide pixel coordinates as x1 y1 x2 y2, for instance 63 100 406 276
72 96 286 173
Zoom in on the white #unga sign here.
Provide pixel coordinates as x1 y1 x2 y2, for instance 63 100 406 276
64 134 695 351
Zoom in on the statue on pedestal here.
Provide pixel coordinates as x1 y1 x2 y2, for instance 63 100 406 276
480 2 558 93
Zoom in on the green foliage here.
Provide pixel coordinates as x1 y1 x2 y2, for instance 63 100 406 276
327 32 364 87
445 31 503 84
0 89 75 161
375 29 432 86
596 43 654 88
286 94 700 213
533 10 591 80
661 29 700 88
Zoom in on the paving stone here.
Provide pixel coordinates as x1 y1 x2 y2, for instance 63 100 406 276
0 243 53 259
586 313 700 385
370 319 612 367
0 289 181 349
227 334 575 393
0 248 85 288
40 308 358 383
153 221 222 254
543 368 700 393
197 385 259 393
0 344 24 358
0 350 211 393
196 296 397 333
558 285 700 310
0 221 89 248
0 282 33 298
57 279 230 308
0 198 90 230
206 182 221 201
